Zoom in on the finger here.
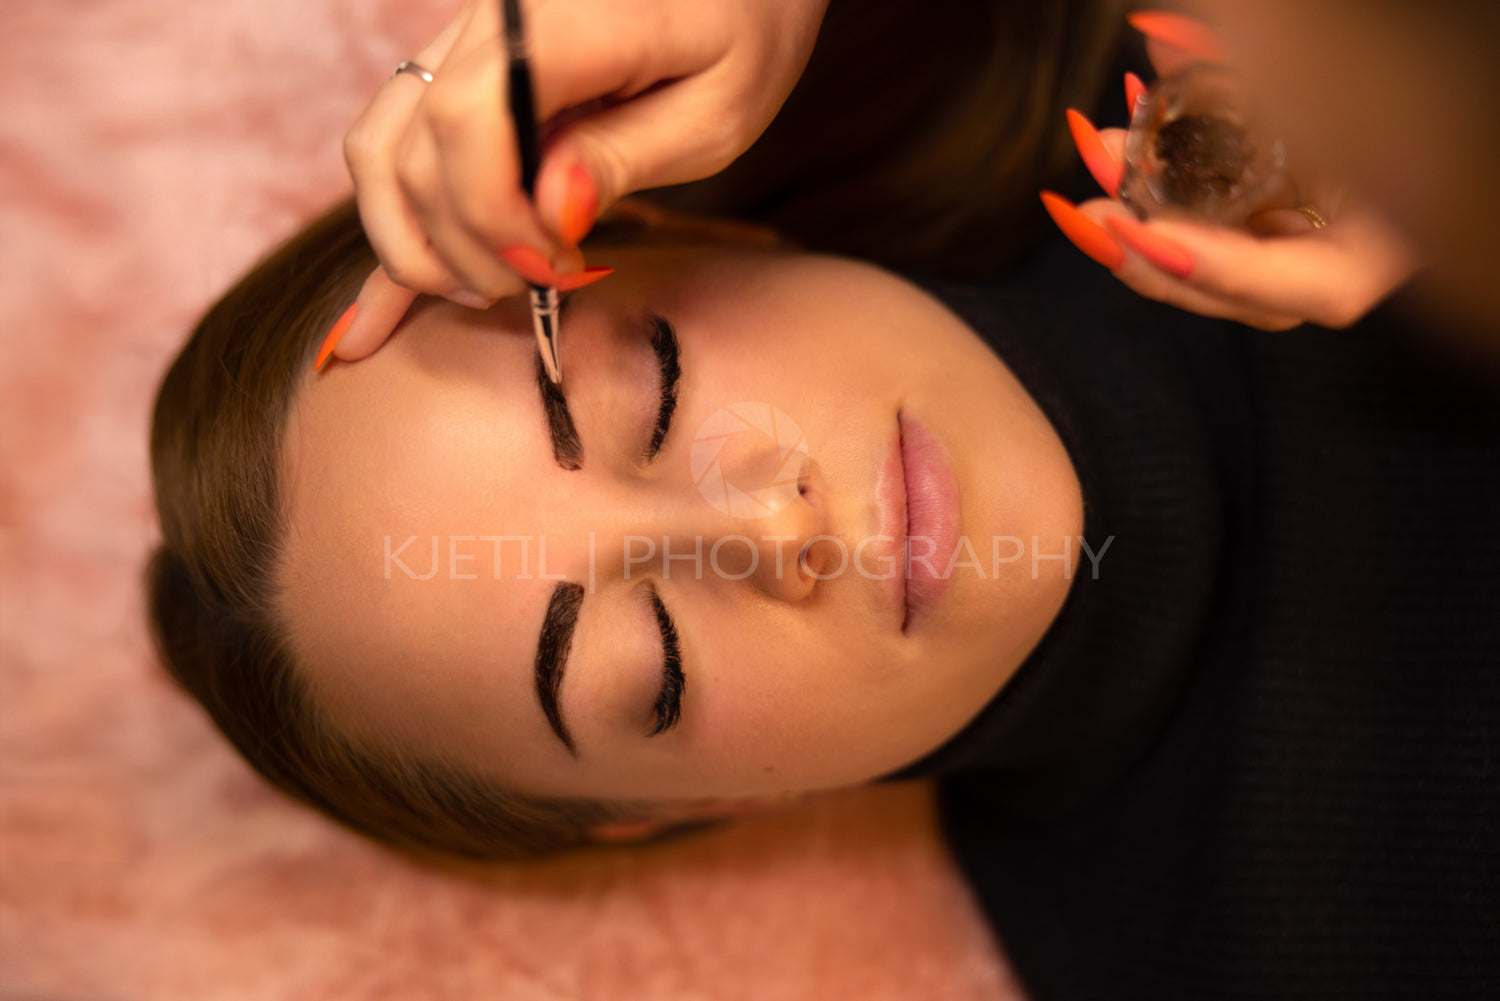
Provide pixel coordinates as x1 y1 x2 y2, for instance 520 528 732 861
1040 192 1125 271
1044 193 1302 330
1083 200 1302 330
402 2 633 283
357 117 472 295
343 1 477 191
331 267 421 364
525 2 737 239
430 0 730 247
1118 262 1304 331
534 78 754 243
421 0 479 68
1246 208 1322 238
1117 210 1418 328
344 0 481 297
407 49 550 295
526 1 726 123
1128 11 1227 73
1124 72 1148 117
1067 109 1122 197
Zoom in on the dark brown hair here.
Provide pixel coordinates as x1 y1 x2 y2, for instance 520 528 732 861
650 0 1127 276
148 0 1124 861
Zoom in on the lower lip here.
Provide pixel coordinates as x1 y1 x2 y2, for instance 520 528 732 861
898 414 961 633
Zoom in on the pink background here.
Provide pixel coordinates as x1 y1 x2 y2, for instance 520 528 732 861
0 0 1025 996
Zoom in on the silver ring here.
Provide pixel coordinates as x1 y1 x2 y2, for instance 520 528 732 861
1295 206 1329 230
392 60 434 84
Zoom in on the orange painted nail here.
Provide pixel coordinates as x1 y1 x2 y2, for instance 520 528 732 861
1105 215 1194 279
1127 11 1227 61
498 244 562 286
1066 109 1122 197
1039 192 1125 271
1124 72 1148 116
557 163 599 246
314 303 357 371
555 266 614 291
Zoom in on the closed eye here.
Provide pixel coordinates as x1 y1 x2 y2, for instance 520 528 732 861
643 312 680 462
537 299 680 470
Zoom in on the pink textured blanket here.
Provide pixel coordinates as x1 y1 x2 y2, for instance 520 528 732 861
0 1 1023 997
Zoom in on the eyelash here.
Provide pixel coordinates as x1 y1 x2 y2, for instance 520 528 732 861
643 312 680 463
645 588 685 737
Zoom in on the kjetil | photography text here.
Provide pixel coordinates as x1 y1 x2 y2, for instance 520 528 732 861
379 533 1115 588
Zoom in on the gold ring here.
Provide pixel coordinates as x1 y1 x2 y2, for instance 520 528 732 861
1295 206 1329 230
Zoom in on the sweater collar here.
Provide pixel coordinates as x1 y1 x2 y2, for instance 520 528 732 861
880 259 1248 820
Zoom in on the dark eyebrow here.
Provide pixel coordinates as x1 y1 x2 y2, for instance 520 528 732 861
535 581 585 756
535 352 583 470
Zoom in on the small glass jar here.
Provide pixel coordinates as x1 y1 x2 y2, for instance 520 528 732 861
1118 64 1289 225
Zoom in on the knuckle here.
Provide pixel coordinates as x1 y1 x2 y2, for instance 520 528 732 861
422 83 471 139
393 155 427 206
383 257 452 297
343 124 377 174
587 131 633 198
392 147 439 210
380 259 423 290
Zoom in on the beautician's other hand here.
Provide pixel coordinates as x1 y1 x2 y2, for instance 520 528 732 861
1040 11 1417 332
328 0 830 364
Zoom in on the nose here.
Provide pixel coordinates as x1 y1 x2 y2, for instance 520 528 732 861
605 449 832 603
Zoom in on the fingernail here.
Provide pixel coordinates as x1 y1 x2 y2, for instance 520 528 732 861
1066 109 1122 197
557 163 599 246
1124 72 1148 116
1039 192 1125 271
447 290 495 310
498 244 562 286
1127 11 1227 61
555 266 614 291
314 303 357 371
1105 215 1194 278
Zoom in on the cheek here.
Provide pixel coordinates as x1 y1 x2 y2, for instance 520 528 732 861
690 603 893 751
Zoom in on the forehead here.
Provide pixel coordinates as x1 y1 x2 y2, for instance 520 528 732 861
278 292 572 755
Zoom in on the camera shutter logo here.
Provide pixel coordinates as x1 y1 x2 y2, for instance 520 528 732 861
691 403 809 518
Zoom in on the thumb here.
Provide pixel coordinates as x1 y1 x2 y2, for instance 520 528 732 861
534 84 747 245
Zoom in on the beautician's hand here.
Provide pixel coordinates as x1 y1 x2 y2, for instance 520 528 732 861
329 0 830 363
1040 11 1418 332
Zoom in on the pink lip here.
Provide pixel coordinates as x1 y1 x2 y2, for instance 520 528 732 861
875 422 908 625
875 412 961 633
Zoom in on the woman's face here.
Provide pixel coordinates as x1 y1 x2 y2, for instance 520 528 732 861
281 243 1081 803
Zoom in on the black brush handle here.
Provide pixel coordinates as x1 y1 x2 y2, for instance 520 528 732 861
503 0 542 200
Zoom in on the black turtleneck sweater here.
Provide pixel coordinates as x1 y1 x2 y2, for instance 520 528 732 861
885 239 1500 999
